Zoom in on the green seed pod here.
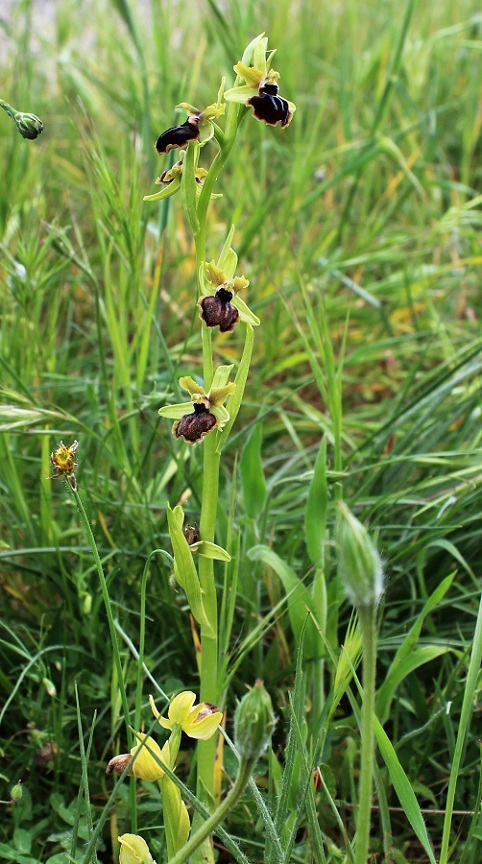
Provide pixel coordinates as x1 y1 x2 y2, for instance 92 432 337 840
336 502 384 609
234 680 276 762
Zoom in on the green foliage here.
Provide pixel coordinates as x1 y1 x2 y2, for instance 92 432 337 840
2 0 482 861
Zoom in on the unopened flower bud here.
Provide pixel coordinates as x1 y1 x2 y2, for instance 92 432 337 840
336 502 384 609
118 833 157 864
13 111 44 140
11 781 23 801
234 679 275 762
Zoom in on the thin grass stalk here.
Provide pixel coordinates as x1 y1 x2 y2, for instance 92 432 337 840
70 486 131 736
439 591 482 864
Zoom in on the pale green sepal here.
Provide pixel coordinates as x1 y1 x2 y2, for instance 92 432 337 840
220 246 237 279
181 141 200 236
143 177 181 202
211 364 234 389
217 225 236 271
167 504 214 636
195 540 231 561
223 85 257 104
216 324 254 453
235 295 260 326
158 401 193 420
241 33 266 67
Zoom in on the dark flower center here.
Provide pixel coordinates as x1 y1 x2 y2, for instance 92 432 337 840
247 92 291 127
174 403 217 443
155 116 200 154
200 288 239 332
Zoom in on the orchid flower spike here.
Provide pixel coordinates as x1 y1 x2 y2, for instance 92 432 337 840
224 34 295 127
158 366 236 444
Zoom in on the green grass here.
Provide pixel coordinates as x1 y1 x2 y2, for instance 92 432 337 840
2 0 482 862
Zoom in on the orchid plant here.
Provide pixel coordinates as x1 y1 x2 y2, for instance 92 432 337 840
50 32 293 864
141 32 293 864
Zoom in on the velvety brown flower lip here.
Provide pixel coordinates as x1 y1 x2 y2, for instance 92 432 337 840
247 83 292 127
155 116 200 154
106 753 132 776
200 288 239 332
174 403 217 443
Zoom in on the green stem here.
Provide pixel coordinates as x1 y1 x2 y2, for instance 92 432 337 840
167 758 254 864
355 605 378 864
182 99 242 859
71 486 131 735
0 98 15 117
195 434 221 817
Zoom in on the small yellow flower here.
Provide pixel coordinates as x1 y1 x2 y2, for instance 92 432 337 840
130 735 170 783
118 833 157 864
49 440 79 490
150 691 223 740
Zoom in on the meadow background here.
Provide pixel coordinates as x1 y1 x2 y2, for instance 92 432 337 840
1 0 482 862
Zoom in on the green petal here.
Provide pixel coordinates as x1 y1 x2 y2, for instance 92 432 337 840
209 383 236 407
204 261 226 287
179 376 205 396
233 62 264 89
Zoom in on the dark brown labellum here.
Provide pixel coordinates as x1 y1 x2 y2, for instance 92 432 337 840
247 92 291 127
259 83 279 96
106 753 132 776
155 116 200 154
174 403 217 443
200 288 239 332
185 522 200 545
